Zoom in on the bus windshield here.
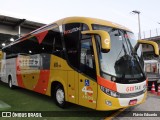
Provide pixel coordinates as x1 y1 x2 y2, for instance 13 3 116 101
93 24 146 84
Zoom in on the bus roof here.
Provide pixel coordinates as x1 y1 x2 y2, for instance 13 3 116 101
22 17 132 38
56 17 131 31
3 17 132 49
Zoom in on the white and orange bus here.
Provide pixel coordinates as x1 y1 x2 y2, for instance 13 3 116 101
1 17 159 110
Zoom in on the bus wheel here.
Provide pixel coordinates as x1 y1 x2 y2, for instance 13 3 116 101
8 77 14 89
54 84 67 108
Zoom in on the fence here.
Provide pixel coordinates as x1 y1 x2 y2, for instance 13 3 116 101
135 28 160 39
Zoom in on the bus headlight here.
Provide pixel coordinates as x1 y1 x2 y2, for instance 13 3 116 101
100 86 120 98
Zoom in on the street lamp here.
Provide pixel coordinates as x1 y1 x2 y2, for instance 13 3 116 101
2 43 5 47
10 38 14 42
132 10 141 39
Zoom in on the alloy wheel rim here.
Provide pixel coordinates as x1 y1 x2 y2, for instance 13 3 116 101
56 89 64 104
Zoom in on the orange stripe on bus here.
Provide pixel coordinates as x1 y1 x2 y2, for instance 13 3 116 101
16 58 25 88
33 70 50 94
97 76 117 91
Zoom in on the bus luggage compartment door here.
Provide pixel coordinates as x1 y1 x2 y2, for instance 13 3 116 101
67 71 76 104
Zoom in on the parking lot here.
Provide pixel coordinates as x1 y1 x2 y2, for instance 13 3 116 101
112 93 160 120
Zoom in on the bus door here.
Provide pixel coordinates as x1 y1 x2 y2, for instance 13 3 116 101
78 38 97 109
63 23 97 108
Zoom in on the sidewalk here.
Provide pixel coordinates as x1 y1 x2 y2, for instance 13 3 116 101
113 93 160 120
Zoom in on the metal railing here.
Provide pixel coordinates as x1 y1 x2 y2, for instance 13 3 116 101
135 28 160 39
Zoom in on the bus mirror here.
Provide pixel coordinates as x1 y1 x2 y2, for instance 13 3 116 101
134 40 159 56
81 30 111 52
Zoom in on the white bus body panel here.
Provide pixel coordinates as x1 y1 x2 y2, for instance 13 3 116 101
1 58 18 86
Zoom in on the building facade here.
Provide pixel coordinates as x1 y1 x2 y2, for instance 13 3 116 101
0 15 45 49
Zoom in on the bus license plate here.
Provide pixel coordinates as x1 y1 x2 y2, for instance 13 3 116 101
129 99 137 105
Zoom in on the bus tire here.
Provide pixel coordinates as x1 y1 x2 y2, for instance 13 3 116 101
54 84 67 108
8 76 14 89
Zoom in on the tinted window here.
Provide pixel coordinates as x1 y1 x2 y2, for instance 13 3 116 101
63 23 90 69
63 23 96 79
40 27 63 57
63 23 81 69
4 27 63 58
80 38 96 79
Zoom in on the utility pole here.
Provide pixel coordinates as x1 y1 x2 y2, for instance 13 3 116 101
132 10 141 39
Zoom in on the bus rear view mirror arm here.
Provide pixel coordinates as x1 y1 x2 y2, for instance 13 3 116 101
134 40 159 56
81 30 111 52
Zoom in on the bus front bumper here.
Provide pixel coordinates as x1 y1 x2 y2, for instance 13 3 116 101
96 86 147 111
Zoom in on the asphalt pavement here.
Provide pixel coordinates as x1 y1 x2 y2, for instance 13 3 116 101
112 93 160 120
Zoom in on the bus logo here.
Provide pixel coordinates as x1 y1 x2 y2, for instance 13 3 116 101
126 86 141 92
104 39 109 44
64 27 81 35
82 86 93 96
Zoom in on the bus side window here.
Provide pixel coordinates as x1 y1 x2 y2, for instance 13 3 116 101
80 24 96 79
51 27 63 52
80 38 96 79
63 23 81 69
63 23 96 79
40 27 63 57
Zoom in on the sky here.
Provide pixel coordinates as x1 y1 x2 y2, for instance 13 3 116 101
0 0 160 38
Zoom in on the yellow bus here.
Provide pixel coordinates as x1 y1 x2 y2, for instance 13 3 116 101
1 17 159 110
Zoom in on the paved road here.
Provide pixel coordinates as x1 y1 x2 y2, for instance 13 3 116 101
113 93 160 120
